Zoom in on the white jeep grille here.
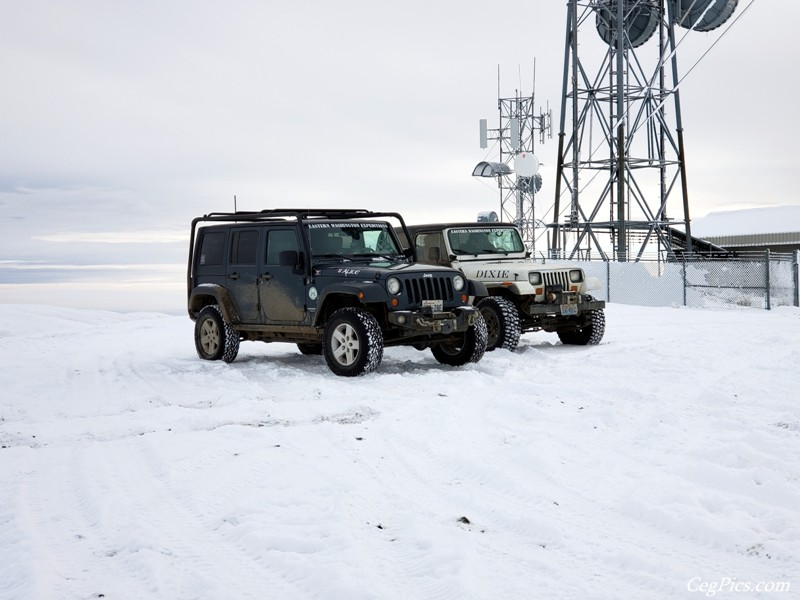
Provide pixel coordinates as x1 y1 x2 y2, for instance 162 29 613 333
543 271 570 289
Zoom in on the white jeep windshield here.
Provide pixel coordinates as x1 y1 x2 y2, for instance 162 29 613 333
448 227 525 255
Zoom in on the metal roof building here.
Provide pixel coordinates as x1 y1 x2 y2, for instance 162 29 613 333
693 207 800 255
703 231 800 254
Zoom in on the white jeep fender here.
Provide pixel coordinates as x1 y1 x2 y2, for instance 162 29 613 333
482 281 538 296
586 276 601 291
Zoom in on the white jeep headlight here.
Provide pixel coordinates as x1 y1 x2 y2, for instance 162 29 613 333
386 277 401 295
569 269 584 283
453 275 465 292
529 272 542 285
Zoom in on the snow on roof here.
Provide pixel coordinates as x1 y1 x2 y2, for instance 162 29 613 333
692 206 800 237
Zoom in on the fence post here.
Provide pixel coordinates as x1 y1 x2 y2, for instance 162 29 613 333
682 255 687 307
606 259 611 302
794 250 800 308
765 249 771 310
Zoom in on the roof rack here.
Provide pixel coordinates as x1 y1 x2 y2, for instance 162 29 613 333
198 208 402 222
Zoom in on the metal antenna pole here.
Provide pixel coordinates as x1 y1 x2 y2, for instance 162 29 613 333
615 0 627 261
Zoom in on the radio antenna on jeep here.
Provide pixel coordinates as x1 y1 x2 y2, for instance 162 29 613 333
233 195 237 212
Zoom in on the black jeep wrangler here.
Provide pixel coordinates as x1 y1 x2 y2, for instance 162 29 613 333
187 209 488 376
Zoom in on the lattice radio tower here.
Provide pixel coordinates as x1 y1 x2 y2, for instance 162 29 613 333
474 76 552 256
552 0 739 261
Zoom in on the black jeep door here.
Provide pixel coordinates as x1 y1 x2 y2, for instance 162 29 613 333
226 228 261 323
260 227 306 322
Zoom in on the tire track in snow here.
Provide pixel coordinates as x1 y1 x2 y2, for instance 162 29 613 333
2 433 302 599
70 434 302 599
356 418 560 599
346 391 779 599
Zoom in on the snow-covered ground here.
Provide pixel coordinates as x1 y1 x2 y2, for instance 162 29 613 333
1 303 798 600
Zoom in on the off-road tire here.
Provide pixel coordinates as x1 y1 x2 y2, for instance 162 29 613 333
195 305 240 363
297 343 323 355
478 296 522 351
557 309 605 346
323 308 384 376
430 311 488 366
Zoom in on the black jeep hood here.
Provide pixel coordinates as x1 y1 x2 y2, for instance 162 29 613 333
315 261 454 280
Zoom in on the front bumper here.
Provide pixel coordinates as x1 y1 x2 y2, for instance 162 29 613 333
387 305 478 336
526 293 605 316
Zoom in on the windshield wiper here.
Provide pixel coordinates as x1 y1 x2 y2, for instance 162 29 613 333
455 248 498 256
314 253 351 261
352 253 400 261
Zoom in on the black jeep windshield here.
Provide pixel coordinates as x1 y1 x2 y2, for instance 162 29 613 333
448 227 525 255
306 222 401 259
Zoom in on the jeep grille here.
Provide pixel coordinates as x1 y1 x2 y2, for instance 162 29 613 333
543 271 570 289
403 276 454 304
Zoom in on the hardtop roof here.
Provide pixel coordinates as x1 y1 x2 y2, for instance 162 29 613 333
404 222 520 233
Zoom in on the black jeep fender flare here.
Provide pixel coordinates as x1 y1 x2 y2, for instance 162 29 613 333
467 280 489 297
188 283 241 324
314 282 388 326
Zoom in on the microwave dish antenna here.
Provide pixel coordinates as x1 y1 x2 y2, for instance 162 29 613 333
595 0 738 48
674 0 738 32
596 0 660 48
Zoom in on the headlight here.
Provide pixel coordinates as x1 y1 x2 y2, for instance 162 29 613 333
528 272 542 285
452 275 465 291
569 269 584 283
386 277 401 295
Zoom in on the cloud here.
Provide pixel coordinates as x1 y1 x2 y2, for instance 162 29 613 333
33 230 186 244
0 0 797 293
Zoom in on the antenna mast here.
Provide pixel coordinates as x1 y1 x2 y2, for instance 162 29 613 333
475 66 552 256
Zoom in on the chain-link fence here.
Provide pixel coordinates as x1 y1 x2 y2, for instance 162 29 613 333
547 251 800 310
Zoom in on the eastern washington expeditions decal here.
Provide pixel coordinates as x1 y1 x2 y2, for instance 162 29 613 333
449 228 508 235
307 223 388 229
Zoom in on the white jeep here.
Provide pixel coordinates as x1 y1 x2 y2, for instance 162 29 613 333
399 222 606 351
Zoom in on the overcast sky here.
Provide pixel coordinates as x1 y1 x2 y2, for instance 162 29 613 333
1 0 797 306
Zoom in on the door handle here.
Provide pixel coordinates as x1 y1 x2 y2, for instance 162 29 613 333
260 272 273 281
228 272 240 280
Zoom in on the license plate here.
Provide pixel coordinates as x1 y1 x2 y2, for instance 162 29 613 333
422 299 443 312
560 304 578 316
